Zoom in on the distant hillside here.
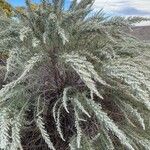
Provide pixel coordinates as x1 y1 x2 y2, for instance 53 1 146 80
130 26 150 42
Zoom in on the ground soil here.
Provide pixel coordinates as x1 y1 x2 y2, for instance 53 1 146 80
130 26 150 42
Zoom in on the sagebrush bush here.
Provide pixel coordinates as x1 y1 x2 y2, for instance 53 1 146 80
0 0 150 149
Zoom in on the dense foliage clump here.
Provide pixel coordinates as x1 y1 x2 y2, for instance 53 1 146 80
0 0 13 16
0 0 150 149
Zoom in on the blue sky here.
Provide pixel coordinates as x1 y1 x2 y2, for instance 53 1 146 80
8 0 150 25
8 0 71 8
8 0 40 6
7 0 150 25
8 0 150 15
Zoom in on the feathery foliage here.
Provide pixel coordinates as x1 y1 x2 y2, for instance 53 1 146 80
0 0 150 149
